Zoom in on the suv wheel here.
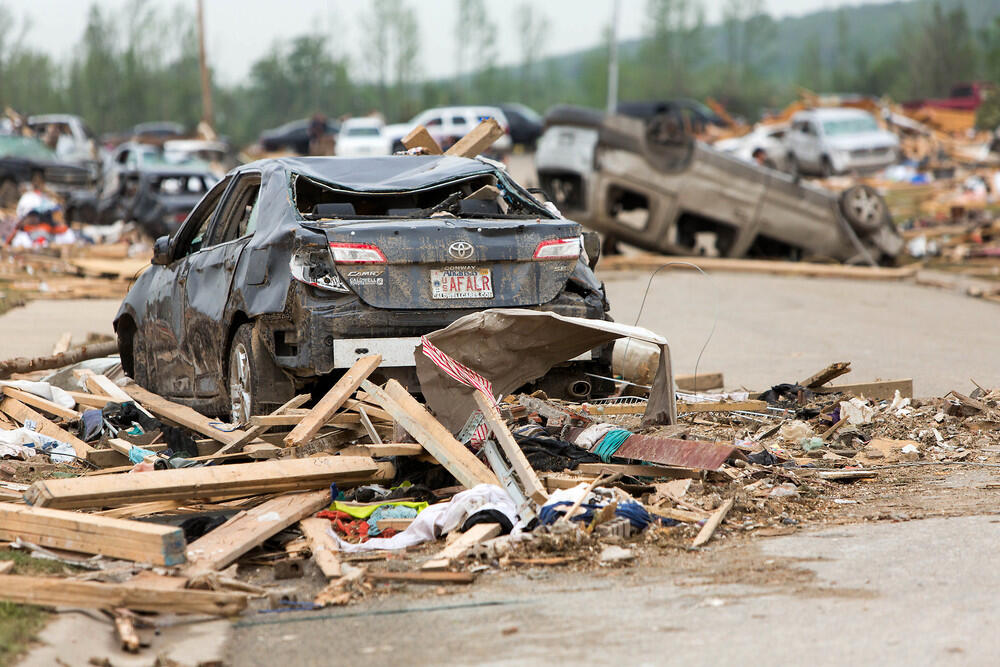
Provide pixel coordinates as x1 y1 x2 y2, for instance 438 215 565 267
228 323 264 425
787 154 799 176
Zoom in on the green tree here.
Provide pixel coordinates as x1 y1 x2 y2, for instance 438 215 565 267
640 0 706 98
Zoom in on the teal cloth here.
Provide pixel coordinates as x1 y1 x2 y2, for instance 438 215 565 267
593 429 631 463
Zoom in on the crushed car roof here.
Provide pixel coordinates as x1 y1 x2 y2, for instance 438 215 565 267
243 155 496 192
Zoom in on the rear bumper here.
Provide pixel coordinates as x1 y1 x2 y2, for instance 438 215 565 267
262 285 606 378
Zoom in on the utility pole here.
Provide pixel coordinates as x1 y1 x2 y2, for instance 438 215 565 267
606 0 620 115
197 0 214 127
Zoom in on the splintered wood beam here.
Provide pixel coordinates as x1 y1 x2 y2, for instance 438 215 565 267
473 391 547 504
284 355 382 448
444 118 504 158
677 400 767 414
812 379 913 401
422 522 500 571
212 393 310 457
0 386 80 421
361 379 498 489
0 574 246 615
402 125 443 154
800 362 852 389
0 397 94 457
184 489 332 573
692 497 733 547
121 383 251 447
25 456 385 509
0 502 186 566
299 516 341 578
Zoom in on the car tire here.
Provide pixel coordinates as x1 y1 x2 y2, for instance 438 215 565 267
787 154 799 177
839 185 887 235
228 323 266 425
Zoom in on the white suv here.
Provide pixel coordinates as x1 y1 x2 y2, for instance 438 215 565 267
786 108 899 176
385 106 512 154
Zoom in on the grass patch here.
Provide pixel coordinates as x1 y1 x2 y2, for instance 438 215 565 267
0 282 29 317
0 551 83 666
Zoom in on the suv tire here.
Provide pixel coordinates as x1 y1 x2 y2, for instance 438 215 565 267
839 185 887 234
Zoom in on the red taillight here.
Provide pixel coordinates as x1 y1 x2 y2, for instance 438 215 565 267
174 213 187 222
328 242 387 264
533 237 581 260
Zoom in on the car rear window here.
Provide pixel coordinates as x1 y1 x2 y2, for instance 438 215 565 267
346 127 381 137
822 116 879 135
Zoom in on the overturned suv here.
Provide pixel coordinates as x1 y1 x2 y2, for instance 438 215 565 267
115 155 612 422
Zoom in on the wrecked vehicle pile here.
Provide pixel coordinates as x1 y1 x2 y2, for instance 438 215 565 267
536 105 904 265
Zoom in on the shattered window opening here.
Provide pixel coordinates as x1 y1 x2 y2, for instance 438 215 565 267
291 173 549 221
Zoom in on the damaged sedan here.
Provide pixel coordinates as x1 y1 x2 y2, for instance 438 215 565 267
535 106 903 264
115 155 613 422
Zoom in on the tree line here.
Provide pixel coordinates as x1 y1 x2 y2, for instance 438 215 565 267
0 0 997 148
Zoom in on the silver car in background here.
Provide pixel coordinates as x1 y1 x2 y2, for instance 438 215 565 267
785 108 900 176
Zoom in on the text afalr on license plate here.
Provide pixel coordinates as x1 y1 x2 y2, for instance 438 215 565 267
431 267 493 299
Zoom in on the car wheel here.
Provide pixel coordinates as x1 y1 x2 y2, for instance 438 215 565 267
820 156 834 178
839 185 887 235
228 323 264 425
787 154 799 176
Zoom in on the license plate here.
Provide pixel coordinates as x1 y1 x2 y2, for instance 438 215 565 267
431 267 493 299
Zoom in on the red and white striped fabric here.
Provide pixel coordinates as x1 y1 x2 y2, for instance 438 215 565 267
420 336 497 445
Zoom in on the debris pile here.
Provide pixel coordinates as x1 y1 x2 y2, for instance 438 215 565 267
3 324 1000 657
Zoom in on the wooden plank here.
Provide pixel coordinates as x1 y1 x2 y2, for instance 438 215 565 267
366 570 475 585
25 456 385 509
0 386 80 421
675 372 724 392
356 405 382 444
401 125 443 154
284 355 382 448
0 574 246 615
812 379 913 401
51 333 72 356
0 397 94 456
113 609 140 652
473 391 547 504
677 400 767 414
184 490 332 572
342 398 393 422
598 254 920 281
64 390 113 409
422 523 500 570
576 462 700 479
96 500 183 519
212 393 310 457
363 379 499 489
376 518 414 532
444 118 504 158
299 517 341 578
338 443 425 457
253 413 361 427
0 502 186 565
692 497 734 547
82 372 133 404
800 361 852 389
121 383 251 447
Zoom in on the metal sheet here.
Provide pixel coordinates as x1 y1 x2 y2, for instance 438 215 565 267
614 434 734 471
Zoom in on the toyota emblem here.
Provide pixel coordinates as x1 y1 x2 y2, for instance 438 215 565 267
448 241 474 260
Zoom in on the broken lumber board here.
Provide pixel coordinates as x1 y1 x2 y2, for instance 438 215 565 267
677 400 767 414
253 413 361 427
402 125 443 154
299 516 341 578
113 608 140 652
184 490 332 572
0 386 80 421
675 372 724 392
473 391 548 504
445 118 504 158
817 470 878 481
0 502 186 565
812 379 913 401
0 574 246 615
597 254 920 281
212 393 310 457
422 523 501 570
366 570 476 585
25 456 387 509
0 340 119 380
576 463 700 479
121 383 251 447
0 397 94 457
800 361 852 389
362 379 499 489
692 497 734 547
376 518 414 532
284 355 382 448
64 390 113 409
338 443 425 457
342 398 393 422
51 333 72 356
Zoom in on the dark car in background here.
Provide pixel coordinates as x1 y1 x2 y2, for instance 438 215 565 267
499 103 544 148
259 117 339 154
0 135 95 207
115 155 612 422
618 99 727 134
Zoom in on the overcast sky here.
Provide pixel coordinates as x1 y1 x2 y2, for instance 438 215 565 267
5 0 896 83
